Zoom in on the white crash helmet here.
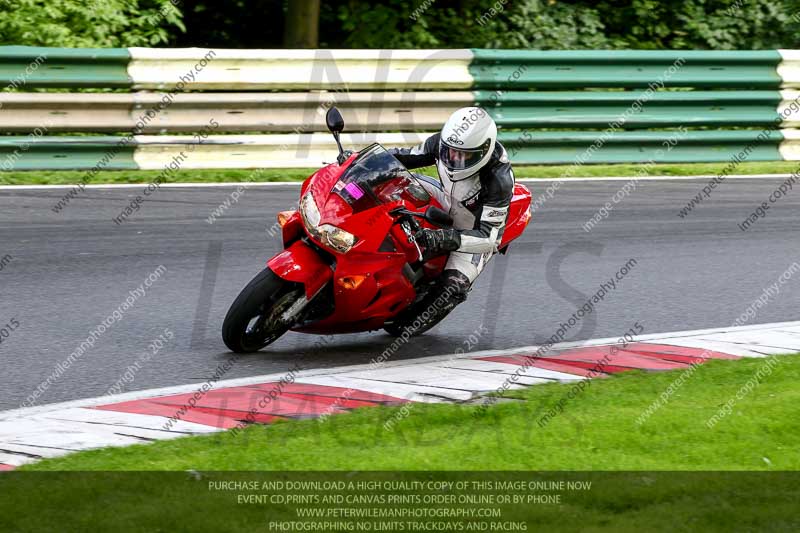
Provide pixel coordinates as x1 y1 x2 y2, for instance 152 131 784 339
438 106 497 181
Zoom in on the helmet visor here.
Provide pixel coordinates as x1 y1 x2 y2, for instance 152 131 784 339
439 139 490 171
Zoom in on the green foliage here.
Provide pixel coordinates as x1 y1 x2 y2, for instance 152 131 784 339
334 0 800 50
0 0 185 47
331 0 442 48
0 0 797 50
594 0 800 50
492 0 608 49
172 0 282 48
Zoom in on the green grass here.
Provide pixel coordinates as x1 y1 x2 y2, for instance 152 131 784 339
1 161 798 185
3 356 799 532
21 354 800 472
0 168 314 185
518 160 800 178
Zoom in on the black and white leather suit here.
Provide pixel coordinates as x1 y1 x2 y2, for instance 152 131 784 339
389 132 515 286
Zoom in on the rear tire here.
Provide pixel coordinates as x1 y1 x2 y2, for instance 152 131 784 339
222 268 303 353
383 307 455 337
383 271 469 337
383 288 455 338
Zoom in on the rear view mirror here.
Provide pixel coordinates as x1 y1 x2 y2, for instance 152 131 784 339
326 107 347 163
326 107 345 134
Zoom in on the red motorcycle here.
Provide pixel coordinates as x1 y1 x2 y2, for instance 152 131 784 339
222 108 532 353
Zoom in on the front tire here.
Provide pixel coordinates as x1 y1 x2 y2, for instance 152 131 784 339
222 268 303 353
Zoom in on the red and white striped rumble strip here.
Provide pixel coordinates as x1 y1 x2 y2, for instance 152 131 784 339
2 321 799 470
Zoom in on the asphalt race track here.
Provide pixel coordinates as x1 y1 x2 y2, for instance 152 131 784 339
1 177 799 409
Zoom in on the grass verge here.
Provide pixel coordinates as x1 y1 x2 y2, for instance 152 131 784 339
21 354 800 471
1 161 798 185
2 355 799 532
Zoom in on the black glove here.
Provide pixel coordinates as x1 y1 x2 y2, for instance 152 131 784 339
414 228 461 256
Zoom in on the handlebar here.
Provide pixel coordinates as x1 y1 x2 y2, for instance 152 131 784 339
389 206 453 228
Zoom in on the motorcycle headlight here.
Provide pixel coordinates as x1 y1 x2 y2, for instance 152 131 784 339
299 192 320 227
317 224 356 253
299 192 357 254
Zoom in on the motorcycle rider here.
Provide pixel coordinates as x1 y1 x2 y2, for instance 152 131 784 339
385 107 514 335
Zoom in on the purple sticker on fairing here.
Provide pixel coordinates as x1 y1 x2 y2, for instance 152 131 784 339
344 182 365 199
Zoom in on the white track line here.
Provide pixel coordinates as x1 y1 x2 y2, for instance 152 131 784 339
0 174 795 191
3 320 799 420
2 320 798 469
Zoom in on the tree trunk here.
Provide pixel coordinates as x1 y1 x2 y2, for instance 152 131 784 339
283 0 320 48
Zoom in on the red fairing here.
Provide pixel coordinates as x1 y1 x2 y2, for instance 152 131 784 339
265 144 532 334
500 184 532 249
267 240 332 299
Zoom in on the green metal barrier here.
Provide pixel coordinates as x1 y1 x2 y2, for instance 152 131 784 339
498 130 784 165
0 47 797 169
0 137 137 171
0 47 787 90
0 46 131 88
469 50 784 89
478 90 783 129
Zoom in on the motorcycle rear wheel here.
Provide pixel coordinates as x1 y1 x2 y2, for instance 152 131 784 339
222 268 303 353
383 284 455 338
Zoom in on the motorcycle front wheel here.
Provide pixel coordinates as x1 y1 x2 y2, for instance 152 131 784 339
222 267 303 353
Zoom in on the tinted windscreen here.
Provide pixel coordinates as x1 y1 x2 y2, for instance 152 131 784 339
335 144 430 212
